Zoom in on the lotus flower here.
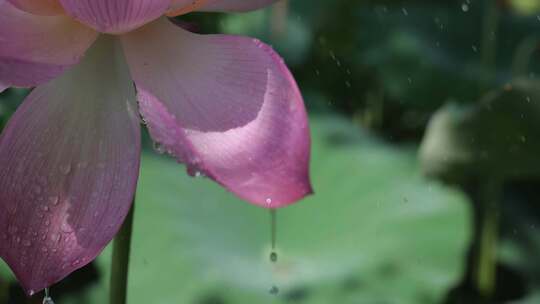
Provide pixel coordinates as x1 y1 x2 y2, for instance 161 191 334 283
0 0 312 295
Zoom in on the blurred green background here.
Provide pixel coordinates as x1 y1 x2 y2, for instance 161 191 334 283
2 0 540 303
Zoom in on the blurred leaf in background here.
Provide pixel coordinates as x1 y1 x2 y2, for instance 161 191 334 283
43 116 469 304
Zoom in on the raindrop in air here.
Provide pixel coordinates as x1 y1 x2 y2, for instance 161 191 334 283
461 3 469 12
269 209 279 291
269 285 279 295
270 209 277 251
270 251 278 263
43 288 55 304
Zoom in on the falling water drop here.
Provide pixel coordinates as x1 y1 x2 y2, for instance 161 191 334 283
269 285 279 295
269 209 279 293
270 209 277 252
43 288 55 304
270 251 278 263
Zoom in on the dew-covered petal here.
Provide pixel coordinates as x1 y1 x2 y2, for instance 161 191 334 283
198 0 278 12
0 36 140 295
122 18 312 208
7 0 64 15
59 0 170 34
0 2 98 88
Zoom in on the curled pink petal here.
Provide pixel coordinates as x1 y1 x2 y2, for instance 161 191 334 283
7 0 64 15
166 0 208 16
59 0 170 34
0 2 97 88
198 0 278 12
0 36 140 295
121 18 312 208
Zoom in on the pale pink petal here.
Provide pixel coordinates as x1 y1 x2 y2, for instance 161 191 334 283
198 0 278 12
166 0 207 16
59 0 170 34
0 36 140 295
0 2 97 88
7 0 64 15
167 0 277 15
121 18 312 208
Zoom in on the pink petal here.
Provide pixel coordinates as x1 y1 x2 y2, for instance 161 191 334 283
121 18 312 208
58 0 170 34
0 2 97 88
0 36 140 295
167 0 277 15
198 0 278 12
7 0 64 15
166 0 207 16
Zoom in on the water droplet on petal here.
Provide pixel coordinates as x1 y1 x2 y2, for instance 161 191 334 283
49 196 59 206
61 222 73 233
50 233 61 243
59 164 71 175
33 185 43 194
8 225 18 234
153 142 165 154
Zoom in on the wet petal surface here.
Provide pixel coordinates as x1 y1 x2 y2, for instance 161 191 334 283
0 2 97 88
0 36 140 294
122 18 312 208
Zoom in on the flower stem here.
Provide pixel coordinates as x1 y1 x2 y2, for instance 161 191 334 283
110 198 135 304
474 180 500 300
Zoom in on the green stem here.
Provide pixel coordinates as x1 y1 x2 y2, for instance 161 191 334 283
110 198 136 304
270 0 289 42
475 179 501 300
0 278 8 303
480 1 500 91
511 36 538 78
